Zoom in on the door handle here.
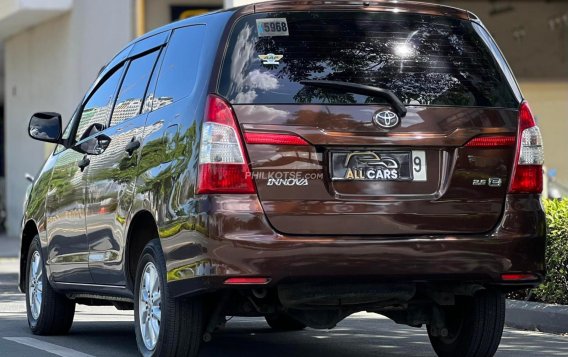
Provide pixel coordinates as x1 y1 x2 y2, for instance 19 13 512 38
78 155 90 172
125 137 141 156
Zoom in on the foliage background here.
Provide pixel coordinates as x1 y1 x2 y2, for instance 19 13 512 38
508 199 568 304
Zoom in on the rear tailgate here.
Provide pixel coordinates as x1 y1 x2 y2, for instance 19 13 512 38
218 10 521 236
235 105 516 235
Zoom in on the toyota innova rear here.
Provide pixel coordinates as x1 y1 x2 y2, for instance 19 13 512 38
190 3 545 357
20 1 546 357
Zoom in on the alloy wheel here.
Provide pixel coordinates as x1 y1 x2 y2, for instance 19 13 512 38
138 262 162 350
28 251 43 320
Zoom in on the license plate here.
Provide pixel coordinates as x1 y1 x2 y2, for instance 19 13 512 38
330 150 427 182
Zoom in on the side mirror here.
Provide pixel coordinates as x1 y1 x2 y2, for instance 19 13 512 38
79 122 105 142
28 112 62 143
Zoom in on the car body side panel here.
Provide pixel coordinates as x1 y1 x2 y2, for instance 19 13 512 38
44 146 92 283
131 16 231 280
85 115 147 285
20 150 59 289
23 151 58 242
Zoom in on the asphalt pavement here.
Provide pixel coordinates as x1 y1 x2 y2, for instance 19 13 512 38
2 257 568 356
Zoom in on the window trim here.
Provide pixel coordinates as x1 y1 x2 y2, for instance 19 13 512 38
69 31 172 145
71 63 127 144
107 47 164 128
142 45 168 115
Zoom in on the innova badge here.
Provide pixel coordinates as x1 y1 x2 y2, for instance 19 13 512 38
373 110 400 129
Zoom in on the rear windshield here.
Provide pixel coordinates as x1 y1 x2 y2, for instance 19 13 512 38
218 12 518 108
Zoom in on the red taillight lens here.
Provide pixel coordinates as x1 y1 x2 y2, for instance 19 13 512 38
245 132 309 146
518 101 537 132
501 273 539 281
196 95 255 194
205 93 237 126
509 165 543 194
224 277 270 285
465 135 516 147
197 164 254 194
508 102 544 194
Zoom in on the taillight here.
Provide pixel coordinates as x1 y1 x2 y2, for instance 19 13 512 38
465 135 516 147
501 273 539 282
245 132 309 146
224 277 271 285
508 102 544 194
196 95 255 194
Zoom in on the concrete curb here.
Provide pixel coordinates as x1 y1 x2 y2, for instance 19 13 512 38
506 299 568 334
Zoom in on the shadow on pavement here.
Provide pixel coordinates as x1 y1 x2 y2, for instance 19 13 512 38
2 255 568 357
202 318 435 357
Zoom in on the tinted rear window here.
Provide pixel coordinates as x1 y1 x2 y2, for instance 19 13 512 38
218 12 518 108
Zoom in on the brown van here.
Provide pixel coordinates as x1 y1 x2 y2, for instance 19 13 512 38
21 1 545 356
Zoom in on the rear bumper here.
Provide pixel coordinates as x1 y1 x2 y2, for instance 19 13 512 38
163 194 546 298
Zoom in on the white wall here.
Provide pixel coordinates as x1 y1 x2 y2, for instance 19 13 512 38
224 0 263 9
145 0 223 32
4 0 133 236
0 44 4 104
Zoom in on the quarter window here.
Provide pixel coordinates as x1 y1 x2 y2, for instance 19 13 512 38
110 50 160 126
75 65 125 141
151 25 205 110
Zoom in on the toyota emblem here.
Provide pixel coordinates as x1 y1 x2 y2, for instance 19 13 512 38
373 110 400 129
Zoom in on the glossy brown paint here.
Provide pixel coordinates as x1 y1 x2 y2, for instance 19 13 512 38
44 145 93 283
235 105 517 236
238 0 472 21
162 1 544 297
85 114 147 285
164 193 545 298
19 1 544 306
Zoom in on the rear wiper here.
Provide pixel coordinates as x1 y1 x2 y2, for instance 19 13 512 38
299 80 407 118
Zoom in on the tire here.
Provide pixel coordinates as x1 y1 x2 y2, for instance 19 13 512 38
134 239 204 357
25 236 75 335
265 313 306 331
427 289 505 357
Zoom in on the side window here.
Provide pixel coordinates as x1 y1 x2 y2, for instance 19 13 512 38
110 50 160 126
151 25 205 110
75 65 125 142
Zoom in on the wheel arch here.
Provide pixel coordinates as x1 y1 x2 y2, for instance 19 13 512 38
20 220 39 292
125 209 159 291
